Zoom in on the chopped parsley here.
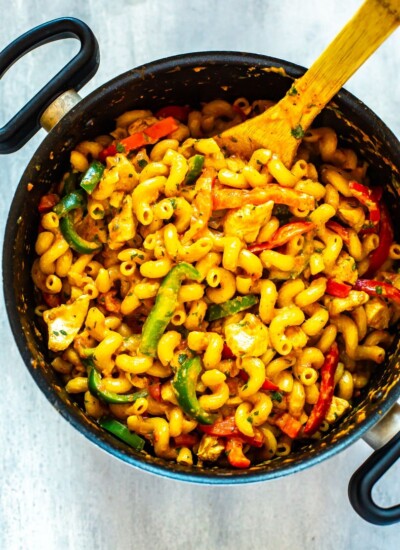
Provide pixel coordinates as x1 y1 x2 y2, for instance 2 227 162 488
130 251 145 260
59 329 68 336
92 207 104 218
116 142 126 153
375 285 383 295
138 159 148 168
271 391 283 403
362 221 375 230
273 204 292 224
291 124 305 139
175 326 190 339
288 84 298 96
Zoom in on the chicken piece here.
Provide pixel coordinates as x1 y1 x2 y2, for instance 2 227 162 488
127 116 158 134
107 154 139 192
223 201 274 243
326 251 358 285
197 435 225 462
364 297 391 330
76 215 107 244
43 295 90 352
108 195 136 245
326 290 369 316
225 313 269 357
99 290 121 314
337 198 366 233
325 396 351 424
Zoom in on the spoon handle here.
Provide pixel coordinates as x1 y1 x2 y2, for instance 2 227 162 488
219 0 400 166
295 0 400 125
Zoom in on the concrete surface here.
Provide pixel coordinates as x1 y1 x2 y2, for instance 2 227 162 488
1 1 399 548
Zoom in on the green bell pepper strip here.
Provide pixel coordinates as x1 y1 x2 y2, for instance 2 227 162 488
53 189 86 217
139 262 201 357
206 294 258 321
80 161 105 194
62 172 78 196
59 214 103 254
88 367 148 404
172 355 217 425
184 155 205 185
99 418 145 451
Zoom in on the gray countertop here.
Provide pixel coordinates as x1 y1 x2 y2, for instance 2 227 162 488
1 1 400 548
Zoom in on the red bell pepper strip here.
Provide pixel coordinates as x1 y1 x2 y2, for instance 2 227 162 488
222 343 235 359
143 116 179 140
354 279 400 305
238 431 264 448
370 186 383 202
225 438 251 469
261 379 280 391
325 278 352 298
119 132 147 153
304 342 340 436
199 416 264 447
98 144 118 162
212 185 315 211
349 181 380 226
239 370 280 392
326 221 350 245
248 221 315 254
155 105 190 123
173 433 199 448
98 116 179 160
38 193 59 214
364 201 394 278
42 292 62 308
148 380 162 402
199 416 237 436
275 413 302 439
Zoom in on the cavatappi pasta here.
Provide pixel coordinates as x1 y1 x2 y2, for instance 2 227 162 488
32 98 400 468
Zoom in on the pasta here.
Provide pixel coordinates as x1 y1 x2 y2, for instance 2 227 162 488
31 98 399 469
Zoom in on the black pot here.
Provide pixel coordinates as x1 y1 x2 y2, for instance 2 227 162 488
2 18 400 525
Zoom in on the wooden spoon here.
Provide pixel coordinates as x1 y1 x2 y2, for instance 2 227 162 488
217 0 400 166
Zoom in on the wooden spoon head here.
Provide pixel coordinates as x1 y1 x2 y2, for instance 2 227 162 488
214 132 256 161
217 0 400 166
216 100 303 166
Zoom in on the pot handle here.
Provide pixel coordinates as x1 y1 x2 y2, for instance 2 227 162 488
348 429 400 525
0 17 99 154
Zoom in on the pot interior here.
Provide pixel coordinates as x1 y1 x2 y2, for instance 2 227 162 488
4 52 400 482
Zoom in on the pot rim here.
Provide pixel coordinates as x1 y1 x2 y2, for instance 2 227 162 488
3 50 400 483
